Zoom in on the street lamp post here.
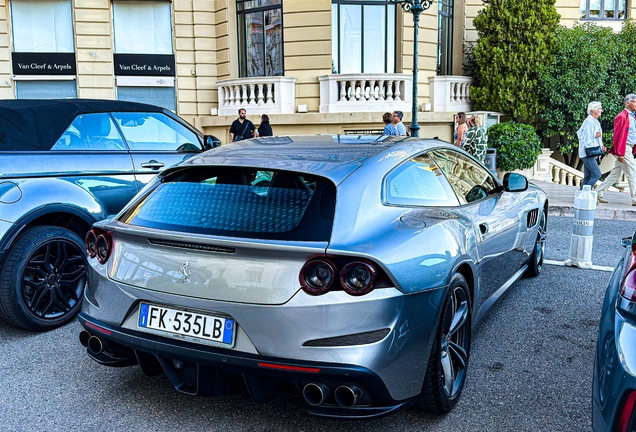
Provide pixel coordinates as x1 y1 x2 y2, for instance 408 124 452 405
390 0 433 138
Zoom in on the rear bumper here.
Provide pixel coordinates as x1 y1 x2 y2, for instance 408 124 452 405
82 272 446 401
78 313 417 419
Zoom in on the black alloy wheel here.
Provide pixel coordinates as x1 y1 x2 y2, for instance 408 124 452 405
0 226 87 331
418 272 471 413
525 211 547 278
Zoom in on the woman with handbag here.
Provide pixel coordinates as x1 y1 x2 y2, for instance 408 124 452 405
577 101 606 189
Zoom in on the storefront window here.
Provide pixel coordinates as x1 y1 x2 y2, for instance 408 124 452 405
113 1 176 111
237 0 283 77
331 0 395 74
10 0 77 98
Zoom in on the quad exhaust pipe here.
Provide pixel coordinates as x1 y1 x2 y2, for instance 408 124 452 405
334 385 363 407
79 330 91 348
302 383 363 407
80 330 105 355
87 335 104 355
303 383 331 406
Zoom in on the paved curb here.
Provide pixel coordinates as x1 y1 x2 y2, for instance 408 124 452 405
548 204 636 221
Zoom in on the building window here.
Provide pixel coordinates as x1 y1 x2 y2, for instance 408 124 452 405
237 0 283 77
113 1 176 111
16 80 76 98
437 0 453 75
331 0 395 74
10 0 77 98
580 0 627 19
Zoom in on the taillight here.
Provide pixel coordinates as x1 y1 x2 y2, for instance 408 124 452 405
619 391 636 432
620 269 636 302
95 232 113 264
85 230 97 258
299 260 336 295
340 261 377 296
299 258 384 296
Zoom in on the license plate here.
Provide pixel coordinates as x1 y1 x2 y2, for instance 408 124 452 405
138 303 235 346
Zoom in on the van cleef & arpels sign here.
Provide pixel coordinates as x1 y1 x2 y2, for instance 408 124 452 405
12 53 77 75
114 54 175 77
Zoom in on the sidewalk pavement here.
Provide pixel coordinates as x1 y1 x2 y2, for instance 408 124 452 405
533 180 636 221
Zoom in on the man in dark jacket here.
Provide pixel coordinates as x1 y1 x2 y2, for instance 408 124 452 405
229 108 257 142
597 94 636 205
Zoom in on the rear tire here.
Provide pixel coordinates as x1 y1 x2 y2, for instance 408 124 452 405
0 226 87 331
417 273 471 413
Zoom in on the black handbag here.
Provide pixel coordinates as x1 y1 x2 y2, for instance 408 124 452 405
585 146 603 157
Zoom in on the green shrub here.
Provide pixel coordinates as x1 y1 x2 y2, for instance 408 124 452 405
472 0 560 124
487 121 542 172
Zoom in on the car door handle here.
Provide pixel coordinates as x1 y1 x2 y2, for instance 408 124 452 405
479 223 489 235
141 160 165 170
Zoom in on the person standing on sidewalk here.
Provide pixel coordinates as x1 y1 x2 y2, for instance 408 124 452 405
229 108 257 142
392 111 407 136
597 94 636 205
382 112 397 135
577 101 605 189
257 114 273 137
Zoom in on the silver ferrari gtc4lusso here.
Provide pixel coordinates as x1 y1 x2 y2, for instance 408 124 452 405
78 135 547 419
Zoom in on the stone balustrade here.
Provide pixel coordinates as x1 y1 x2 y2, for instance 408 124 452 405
428 76 476 113
548 158 584 187
318 73 412 113
217 76 296 116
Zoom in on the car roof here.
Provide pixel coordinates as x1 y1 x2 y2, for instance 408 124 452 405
178 135 450 185
0 99 165 151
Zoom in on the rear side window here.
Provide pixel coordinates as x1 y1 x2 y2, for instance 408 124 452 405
121 167 336 241
384 153 460 207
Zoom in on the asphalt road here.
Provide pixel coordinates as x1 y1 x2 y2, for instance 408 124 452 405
0 216 631 431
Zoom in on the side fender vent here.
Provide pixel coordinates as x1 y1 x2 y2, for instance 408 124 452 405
527 209 539 228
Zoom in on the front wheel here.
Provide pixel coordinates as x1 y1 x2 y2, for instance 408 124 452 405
417 272 472 413
0 226 88 331
525 210 547 278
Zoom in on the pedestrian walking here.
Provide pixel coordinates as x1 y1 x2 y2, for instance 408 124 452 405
463 115 488 162
229 108 257 142
392 111 407 136
257 114 273 137
454 112 468 147
577 101 605 190
596 94 636 205
382 112 397 136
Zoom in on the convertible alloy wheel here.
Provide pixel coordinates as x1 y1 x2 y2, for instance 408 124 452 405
0 226 87 331
418 273 471 413
525 211 547 278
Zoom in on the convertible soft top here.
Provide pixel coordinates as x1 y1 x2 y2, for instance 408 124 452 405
0 99 164 151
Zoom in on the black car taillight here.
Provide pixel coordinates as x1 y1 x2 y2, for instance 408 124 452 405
299 257 387 296
300 259 336 295
85 230 98 258
95 232 113 264
340 261 377 296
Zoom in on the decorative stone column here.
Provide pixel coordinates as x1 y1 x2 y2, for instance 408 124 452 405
533 148 555 183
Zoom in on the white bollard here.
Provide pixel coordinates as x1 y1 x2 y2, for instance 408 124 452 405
564 185 597 269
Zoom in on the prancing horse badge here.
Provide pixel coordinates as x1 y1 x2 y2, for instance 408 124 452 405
178 262 191 283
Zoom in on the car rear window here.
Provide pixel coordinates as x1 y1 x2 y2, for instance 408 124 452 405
120 167 336 241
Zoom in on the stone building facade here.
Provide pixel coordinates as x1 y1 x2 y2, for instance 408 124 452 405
0 0 632 143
